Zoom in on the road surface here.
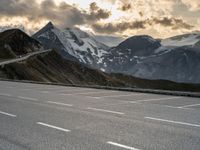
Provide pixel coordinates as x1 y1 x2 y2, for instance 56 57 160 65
0 49 51 66
0 80 200 150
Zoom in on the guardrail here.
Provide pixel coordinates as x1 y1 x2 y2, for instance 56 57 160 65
0 78 200 98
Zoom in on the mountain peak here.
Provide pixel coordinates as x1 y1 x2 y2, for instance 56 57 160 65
44 21 54 29
32 21 55 38
118 35 161 50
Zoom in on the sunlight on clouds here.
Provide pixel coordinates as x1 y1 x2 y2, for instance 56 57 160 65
0 0 199 38
181 0 200 11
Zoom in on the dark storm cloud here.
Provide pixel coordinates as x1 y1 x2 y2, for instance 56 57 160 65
0 0 111 28
92 17 194 34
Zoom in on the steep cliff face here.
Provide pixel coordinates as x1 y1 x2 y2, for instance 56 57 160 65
32 22 109 69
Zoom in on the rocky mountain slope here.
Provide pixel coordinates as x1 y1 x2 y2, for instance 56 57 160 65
0 29 42 60
3 23 200 84
0 29 121 86
100 33 200 83
32 22 109 69
161 33 200 47
1 29 200 92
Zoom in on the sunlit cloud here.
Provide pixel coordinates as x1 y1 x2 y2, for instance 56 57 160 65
0 0 199 38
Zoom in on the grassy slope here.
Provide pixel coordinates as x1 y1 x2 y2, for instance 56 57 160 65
112 74 200 92
0 29 42 60
0 50 124 87
1 49 200 92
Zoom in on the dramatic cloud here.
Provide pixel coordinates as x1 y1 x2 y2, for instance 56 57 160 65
181 0 200 11
92 21 146 34
87 2 111 21
92 17 194 34
152 17 194 30
0 0 199 38
0 0 111 29
119 3 132 11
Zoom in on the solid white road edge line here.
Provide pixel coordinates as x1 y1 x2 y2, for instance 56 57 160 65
74 91 118 95
37 122 70 132
0 111 16 117
145 117 200 127
178 103 200 108
107 141 141 150
47 101 73 107
91 93 143 99
87 107 124 115
134 97 181 102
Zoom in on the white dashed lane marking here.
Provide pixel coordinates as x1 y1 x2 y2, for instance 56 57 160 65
145 117 200 127
0 110 16 117
87 107 125 115
47 101 73 107
37 122 71 132
107 141 141 150
17 96 38 101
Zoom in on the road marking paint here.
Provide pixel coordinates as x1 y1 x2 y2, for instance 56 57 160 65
107 141 141 150
0 111 16 117
74 91 117 95
178 103 200 108
17 96 38 101
145 117 200 127
37 122 70 132
47 101 73 107
133 97 181 102
164 105 181 109
0 93 11 97
59 89 94 93
91 93 143 99
87 107 124 115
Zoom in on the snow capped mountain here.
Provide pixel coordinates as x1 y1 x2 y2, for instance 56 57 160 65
94 35 124 47
100 35 162 73
161 33 200 47
33 22 109 68
33 23 200 83
100 33 200 83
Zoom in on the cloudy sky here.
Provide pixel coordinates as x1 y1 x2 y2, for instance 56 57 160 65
1 0 200 38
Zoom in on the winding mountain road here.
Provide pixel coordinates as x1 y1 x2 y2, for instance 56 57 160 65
0 49 51 66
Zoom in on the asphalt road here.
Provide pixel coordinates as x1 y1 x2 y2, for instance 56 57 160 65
0 81 200 150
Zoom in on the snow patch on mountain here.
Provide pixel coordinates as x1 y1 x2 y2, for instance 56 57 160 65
33 22 109 68
161 34 200 47
94 35 124 47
